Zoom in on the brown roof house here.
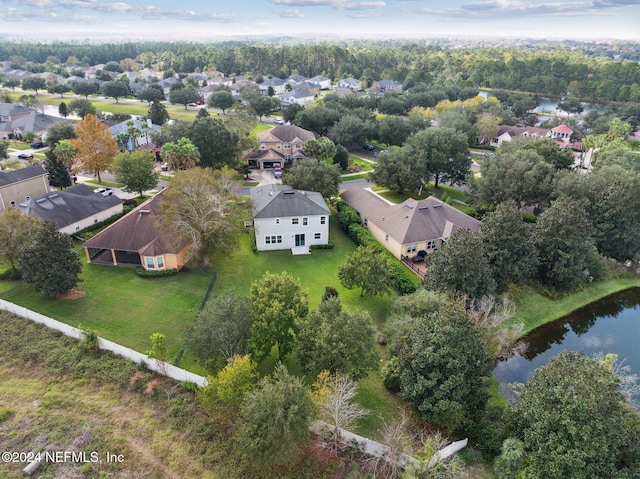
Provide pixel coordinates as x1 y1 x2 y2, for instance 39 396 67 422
244 124 315 170
82 191 190 271
341 186 481 260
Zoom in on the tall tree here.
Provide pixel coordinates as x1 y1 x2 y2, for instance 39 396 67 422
158 167 246 266
425 229 496 298
136 85 165 105
188 116 240 169
394 301 491 432
250 271 308 361
281 158 340 199
170 86 201 109
58 101 69 118
70 114 117 182
235 363 314 475
333 144 349 171
369 148 422 193
21 76 46 95
45 122 76 147
207 89 234 114
509 351 640 479
294 296 378 380
147 98 170 125
534 196 597 291
405 127 470 188
185 293 253 373
0 141 8 160
43 149 73 189
71 81 99 98
303 137 336 162
0 208 41 273
19 221 83 298
68 98 97 119
110 150 159 197
338 244 393 297
101 80 130 103
479 200 539 292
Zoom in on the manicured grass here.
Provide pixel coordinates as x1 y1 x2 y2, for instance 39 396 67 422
378 189 431 203
84 178 124 188
210 211 392 321
341 172 370 181
249 122 271 139
0 255 214 360
160 175 173 181
243 181 259 187
349 156 374 171
510 277 640 335
8 142 30 150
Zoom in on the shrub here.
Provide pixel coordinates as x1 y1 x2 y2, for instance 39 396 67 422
134 267 178 278
0 268 22 280
381 356 401 392
337 203 361 232
388 261 417 294
522 211 537 223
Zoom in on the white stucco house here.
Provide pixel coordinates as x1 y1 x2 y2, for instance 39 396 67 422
250 184 330 253
279 90 315 106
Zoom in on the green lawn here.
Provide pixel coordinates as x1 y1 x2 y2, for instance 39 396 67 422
341 172 370 181
349 156 374 171
84 178 124 188
8 142 31 150
0 255 213 360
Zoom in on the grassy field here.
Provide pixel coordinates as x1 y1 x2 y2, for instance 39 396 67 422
349 156 374 171
0 258 213 359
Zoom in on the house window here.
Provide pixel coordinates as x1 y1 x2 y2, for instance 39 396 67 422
260 143 266 150
407 244 417 253
303 217 308 226
320 216 326 225
276 143 281 149
145 257 155 269
363 218 368 226
427 240 437 250
292 218 299 225
284 154 291 161
314 233 321 240
295 143 302 149
275 218 280 225
9 200 16 206
156 256 164 269
284 142 291 149
385 234 388 241
93 216 98 224
266 235 282 244
75 225 80 231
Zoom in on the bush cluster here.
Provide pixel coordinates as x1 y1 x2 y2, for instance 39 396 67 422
337 201 417 295
135 267 178 278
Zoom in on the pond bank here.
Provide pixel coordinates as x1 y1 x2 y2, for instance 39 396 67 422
511 277 640 336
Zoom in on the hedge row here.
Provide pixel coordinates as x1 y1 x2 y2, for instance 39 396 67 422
336 201 417 295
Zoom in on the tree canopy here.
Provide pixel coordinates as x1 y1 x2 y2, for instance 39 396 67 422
281 158 340 199
0 208 41 272
110 150 159 197
70 114 117 182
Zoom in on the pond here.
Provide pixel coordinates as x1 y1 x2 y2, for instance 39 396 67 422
494 288 640 395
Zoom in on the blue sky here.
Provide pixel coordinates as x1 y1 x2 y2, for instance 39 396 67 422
1 0 639 41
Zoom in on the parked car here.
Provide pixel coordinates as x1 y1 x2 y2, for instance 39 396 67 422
364 144 375 150
274 117 284 125
18 153 34 160
161 162 169 171
30 140 44 149
95 187 114 197
273 165 282 178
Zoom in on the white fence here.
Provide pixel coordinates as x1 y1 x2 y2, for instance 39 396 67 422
0 299 209 387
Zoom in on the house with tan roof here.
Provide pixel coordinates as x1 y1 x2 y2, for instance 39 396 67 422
0 165 50 211
82 191 190 271
245 124 315 170
341 186 481 260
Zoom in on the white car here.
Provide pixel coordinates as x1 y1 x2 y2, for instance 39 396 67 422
274 118 284 125
95 187 114 196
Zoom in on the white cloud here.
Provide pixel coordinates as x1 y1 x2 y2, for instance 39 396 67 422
274 8 305 17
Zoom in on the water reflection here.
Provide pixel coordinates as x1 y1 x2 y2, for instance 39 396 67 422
494 289 640 386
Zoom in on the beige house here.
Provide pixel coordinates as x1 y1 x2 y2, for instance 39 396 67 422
245 124 315 170
82 191 190 271
341 186 481 260
0 165 50 211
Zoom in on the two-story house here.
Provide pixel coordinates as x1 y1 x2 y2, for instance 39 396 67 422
246 124 315 170
250 184 330 253
0 165 50 211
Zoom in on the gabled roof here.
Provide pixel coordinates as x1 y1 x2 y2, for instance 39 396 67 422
0 165 47 188
341 186 480 245
251 185 330 219
257 124 315 143
18 184 122 229
109 118 160 137
82 191 186 256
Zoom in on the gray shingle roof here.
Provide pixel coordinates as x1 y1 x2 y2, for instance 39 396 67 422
341 186 480 244
18 184 122 229
251 185 329 218
0 165 47 187
256 124 315 143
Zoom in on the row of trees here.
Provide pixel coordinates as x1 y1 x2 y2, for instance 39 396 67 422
185 275 378 380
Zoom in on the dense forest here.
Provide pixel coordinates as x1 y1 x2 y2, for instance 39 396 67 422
2 39 640 102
